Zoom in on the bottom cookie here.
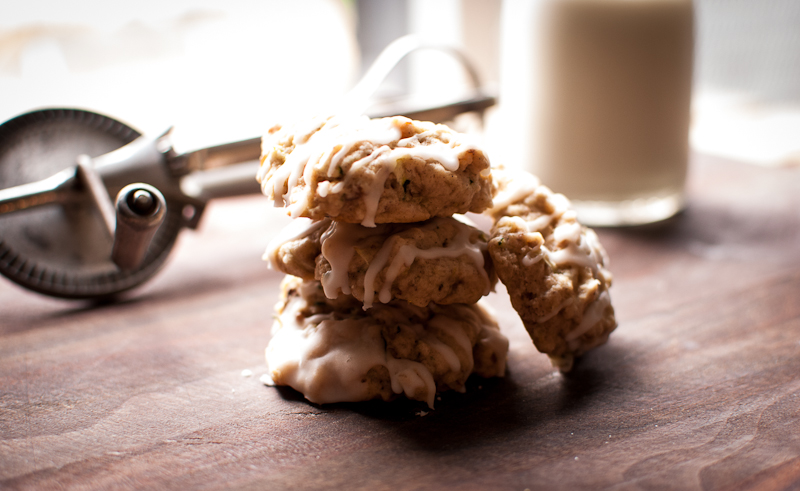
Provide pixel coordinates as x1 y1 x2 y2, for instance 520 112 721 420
265 276 509 408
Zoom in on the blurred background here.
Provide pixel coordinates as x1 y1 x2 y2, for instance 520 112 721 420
1 0 799 164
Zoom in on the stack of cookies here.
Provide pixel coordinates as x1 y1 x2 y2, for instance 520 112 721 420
257 115 507 408
256 115 616 408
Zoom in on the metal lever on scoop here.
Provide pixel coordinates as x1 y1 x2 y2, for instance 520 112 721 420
112 184 166 270
74 154 167 270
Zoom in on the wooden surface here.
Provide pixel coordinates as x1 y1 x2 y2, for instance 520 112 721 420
1 154 799 490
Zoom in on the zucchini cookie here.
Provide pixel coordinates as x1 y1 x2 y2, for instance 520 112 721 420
257 115 493 226
487 168 617 372
264 216 495 309
265 276 509 408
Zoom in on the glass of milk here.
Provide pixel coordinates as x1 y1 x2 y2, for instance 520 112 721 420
499 0 694 226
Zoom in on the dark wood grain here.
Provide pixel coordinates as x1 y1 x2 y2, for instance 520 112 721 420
2 154 799 490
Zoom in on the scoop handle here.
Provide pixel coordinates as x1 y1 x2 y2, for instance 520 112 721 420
112 183 167 271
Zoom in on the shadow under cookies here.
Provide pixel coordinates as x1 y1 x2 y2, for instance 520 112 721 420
266 331 643 454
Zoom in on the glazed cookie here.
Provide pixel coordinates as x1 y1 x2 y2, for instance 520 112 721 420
264 276 509 408
486 168 617 372
257 115 493 226
264 216 495 309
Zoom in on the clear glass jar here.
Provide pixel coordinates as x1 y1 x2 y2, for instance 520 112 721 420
500 0 694 226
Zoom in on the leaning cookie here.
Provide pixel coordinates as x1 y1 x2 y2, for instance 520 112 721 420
264 276 509 408
486 168 617 372
257 115 493 226
264 216 496 309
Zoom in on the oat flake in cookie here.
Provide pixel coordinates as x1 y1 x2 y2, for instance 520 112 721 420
257 115 493 226
265 276 509 409
487 168 617 372
264 215 496 309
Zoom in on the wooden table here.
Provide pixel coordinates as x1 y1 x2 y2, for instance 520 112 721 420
2 154 799 490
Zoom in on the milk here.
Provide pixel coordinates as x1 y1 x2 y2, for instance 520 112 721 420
499 0 694 225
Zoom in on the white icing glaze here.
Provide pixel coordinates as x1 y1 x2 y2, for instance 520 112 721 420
446 302 508 378
386 357 437 407
536 297 575 323
428 314 473 372
521 244 545 267
317 181 331 197
566 290 612 347
489 170 540 215
553 218 582 245
400 145 460 172
492 175 572 236
319 218 494 305
496 215 529 233
549 193 571 215
396 130 435 147
376 219 489 306
319 221 378 297
267 313 388 404
361 233 400 309
527 191 571 233
321 119 402 177
526 213 555 233
549 242 596 271
263 217 329 270
423 334 462 373
314 217 489 309
359 159 393 227
548 229 605 277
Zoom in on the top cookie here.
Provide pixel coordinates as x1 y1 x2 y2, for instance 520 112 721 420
257 115 493 226
486 167 617 372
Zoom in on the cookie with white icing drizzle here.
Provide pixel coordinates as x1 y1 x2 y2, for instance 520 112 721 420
264 216 496 309
257 115 493 226
265 276 509 409
486 167 617 372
